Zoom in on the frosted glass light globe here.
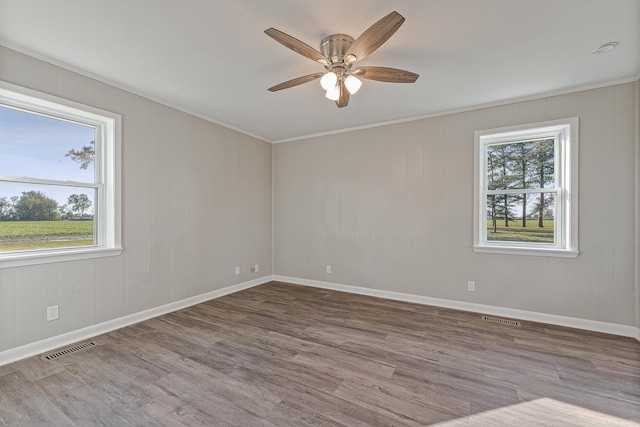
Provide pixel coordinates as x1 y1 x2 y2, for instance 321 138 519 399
325 85 340 100
320 72 338 90
344 75 362 95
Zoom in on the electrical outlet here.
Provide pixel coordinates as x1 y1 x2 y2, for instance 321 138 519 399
467 281 476 292
235 266 240 275
254 264 259 273
326 265 331 274
47 305 59 321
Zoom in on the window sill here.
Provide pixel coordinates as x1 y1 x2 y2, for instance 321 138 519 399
0 246 123 269
474 245 579 258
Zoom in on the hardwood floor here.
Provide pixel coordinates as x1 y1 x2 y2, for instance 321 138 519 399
1 281 639 426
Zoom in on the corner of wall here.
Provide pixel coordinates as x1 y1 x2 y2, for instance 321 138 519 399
271 142 276 276
635 79 640 331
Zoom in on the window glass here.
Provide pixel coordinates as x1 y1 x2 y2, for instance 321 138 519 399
486 139 555 190
485 192 555 243
0 82 121 266
474 118 578 257
0 106 95 182
484 137 557 245
0 106 98 252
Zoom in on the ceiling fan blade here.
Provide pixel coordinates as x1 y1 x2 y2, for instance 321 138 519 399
268 73 325 92
265 28 330 65
344 11 405 65
336 79 350 108
354 66 419 83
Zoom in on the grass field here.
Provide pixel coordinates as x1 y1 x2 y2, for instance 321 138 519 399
0 220 94 251
487 219 554 243
0 219 556 251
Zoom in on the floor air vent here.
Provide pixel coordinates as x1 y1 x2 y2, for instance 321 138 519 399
482 315 521 327
41 340 97 362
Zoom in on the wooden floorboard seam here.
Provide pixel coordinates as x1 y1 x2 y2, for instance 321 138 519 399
0 280 638 426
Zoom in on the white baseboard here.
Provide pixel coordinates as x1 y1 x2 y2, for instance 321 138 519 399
0 276 271 367
274 275 640 341
3 274 637 367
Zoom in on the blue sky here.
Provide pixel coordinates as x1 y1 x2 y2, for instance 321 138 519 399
0 105 96 212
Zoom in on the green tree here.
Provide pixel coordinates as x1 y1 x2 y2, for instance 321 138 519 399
486 150 499 233
15 191 59 220
9 196 19 219
487 144 517 227
508 141 534 227
530 139 555 227
66 140 95 170
0 196 13 220
67 194 92 219
531 194 555 222
58 204 73 220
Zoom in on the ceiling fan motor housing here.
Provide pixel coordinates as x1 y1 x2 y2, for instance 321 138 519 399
320 34 354 69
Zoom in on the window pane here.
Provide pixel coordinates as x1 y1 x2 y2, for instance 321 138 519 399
0 105 95 183
486 139 555 190
0 181 95 252
486 192 555 243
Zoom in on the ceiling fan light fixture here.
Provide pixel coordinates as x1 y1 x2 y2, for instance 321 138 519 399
265 11 418 108
320 72 338 90
326 85 340 101
345 75 362 94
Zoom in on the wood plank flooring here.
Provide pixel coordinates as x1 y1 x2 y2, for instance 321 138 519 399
1 281 639 426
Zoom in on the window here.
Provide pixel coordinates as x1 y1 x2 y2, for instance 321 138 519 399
474 118 578 257
0 81 121 267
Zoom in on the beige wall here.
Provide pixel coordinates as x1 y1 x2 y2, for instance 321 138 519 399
0 45 637 359
274 82 638 328
0 47 273 353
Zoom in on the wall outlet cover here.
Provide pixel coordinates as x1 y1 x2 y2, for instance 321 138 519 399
47 305 59 321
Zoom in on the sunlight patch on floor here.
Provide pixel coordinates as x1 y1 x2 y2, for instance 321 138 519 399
431 398 639 426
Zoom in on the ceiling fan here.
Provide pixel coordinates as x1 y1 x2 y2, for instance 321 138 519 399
265 11 419 108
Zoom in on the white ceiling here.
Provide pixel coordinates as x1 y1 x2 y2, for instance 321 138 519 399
0 0 638 142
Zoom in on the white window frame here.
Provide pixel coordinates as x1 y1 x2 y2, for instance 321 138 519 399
0 81 121 268
473 117 579 258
